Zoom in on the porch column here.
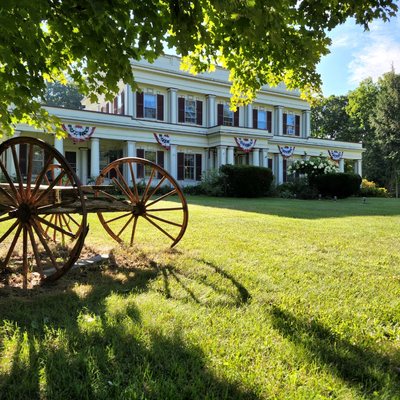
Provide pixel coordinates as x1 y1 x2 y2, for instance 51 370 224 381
246 104 253 128
216 146 227 168
302 110 311 138
125 140 136 185
168 88 178 124
252 149 260 166
90 138 100 178
170 144 178 180
126 84 134 116
274 154 284 184
274 106 283 135
54 136 64 155
227 146 235 165
206 95 216 127
203 148 209 176
355 159 362 177
6 131 20 177
261 149 269 168
80 148 88 184
209 148 215 170
339 158 345 172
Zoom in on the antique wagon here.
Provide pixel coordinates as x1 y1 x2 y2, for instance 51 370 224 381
0 137 188 288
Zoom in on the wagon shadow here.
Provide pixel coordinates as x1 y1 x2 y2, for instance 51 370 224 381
0 251 257 399
270 306 400 396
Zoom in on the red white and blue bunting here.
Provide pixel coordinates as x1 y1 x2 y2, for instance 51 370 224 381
235 137 257 153
154 133 171 150
62 124 96 143
328 150 343 161
278 145 295 158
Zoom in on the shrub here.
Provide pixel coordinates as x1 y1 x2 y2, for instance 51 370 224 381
288 157 339 178
312 173 362 198
276 178 319 199
220 164 273 197
360 179 389 197
197 169 225 196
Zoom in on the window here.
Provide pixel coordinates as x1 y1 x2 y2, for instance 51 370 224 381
144 150 156 177
144 94 157 119
218 103 239 126
185 100 196 124
253 109 272 131
283 113 300 136
184 154 195 180
258 110 267 130
178 97 203 125
136 149 165 179
177 152 202 181
223 104 234 126
65 151 77 173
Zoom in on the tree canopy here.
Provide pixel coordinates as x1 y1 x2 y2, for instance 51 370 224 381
0 0 397 135
43 82 84 109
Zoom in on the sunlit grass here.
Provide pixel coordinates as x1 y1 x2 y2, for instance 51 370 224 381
1 197 400 399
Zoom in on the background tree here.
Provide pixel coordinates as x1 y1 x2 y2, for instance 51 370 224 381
43 82 84 109
371 70 400 196
0 0 397 135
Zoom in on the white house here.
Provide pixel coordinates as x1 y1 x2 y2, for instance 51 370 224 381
3 55 363 185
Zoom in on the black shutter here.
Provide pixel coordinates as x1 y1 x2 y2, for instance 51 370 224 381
120 91 125 114
106 103 110 113
268 158 273 170
136 92 144 118
137 149 144 178
196 100 203 125
295 115 300 136
253 109 258 129
283 113 287 134
178 97 185 123
177 152 184 180
217 104 224 125
113 97 118 114
157 94 164 121
19 144 27 176
283 159 287 182
157 151 164 178
195 154 202 181
267 111 272 132
234 109 239 127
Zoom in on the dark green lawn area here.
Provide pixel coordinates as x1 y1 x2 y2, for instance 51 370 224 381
1 197 400 399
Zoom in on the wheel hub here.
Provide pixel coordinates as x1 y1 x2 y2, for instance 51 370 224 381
12 203 33 224
132 202 146 216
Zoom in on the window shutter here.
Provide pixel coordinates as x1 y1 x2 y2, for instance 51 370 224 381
177 152 184 180
283 113 287 134
295 115 300 136
234 109 239 127
217 104 224 125
120 91 125 114
268 158 273 170
195 154 202 181
196 100 203 125
106 103 110 113
157 94 164 121
113 97 118 114
136 92 144 118
178 97 185 123
253 109 258 129
157 151 164 178
283 159 287 182
136 149 144 178
19 144 27 176
267 111 272 132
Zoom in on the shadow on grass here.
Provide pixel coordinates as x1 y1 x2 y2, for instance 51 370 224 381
270 306 400 397
0 250 256 399
186 196 400 219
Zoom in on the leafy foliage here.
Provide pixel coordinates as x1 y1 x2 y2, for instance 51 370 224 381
360 179 389 197
0 0 398 135
313 173 362 198
287 157 339 178
43 82 84 109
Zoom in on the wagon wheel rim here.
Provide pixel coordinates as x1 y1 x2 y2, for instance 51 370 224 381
0 137 88 288
95 157 188 248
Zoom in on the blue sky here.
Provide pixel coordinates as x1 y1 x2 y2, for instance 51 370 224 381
317 16 400 96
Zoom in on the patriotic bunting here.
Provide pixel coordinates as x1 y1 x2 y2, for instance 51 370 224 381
328 150 343 161
62 124 96 143
154 133 171 150
235 137 257 153
278 145 295 158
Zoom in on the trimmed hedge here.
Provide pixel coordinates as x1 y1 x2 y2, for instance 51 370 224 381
220 164 273 197
312 173 362 198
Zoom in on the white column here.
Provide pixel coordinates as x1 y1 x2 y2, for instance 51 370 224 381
125 85 133 116
203 148 208 176
209 148 215 170
54 136 64 155
170 144 178 180
206 95 216 127
80 148 88 184
302 110 311 138
168 88 178 124
274 106 283 135
6 132 20 177
217 146 227 168
261 149 269 168
227 146 234 165
124 141 136 185
274 154 283 184
252 149 260 166
90 138 100 178
246 104 253 128
339 158 345 172
130 87 137 118
355 159 362 176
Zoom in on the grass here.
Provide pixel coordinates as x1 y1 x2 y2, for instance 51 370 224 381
1 196 400 399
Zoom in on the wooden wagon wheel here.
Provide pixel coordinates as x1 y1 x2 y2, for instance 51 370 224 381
95 157 188 248
0 137 88 288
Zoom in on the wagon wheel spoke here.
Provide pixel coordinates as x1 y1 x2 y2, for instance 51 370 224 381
0 186 18 207
34 215 76 239
117 214 135 238
128 161 140 203
22 226 28 289
105 212 132 224
115 167 136 202
144 175 167 203
130 215 138 245
60 214 72 233
11 145 25 202
34 170 66 204
142 215 176 241
145 212 183 227
0 214 15 223
0 159 21 204
145 207 184 212
146 189 177 208
1 223 22 268
31 153 55 198
141 167 156 203
31 219 59 271
26 143 34 195
112 176 133 202
0 219 20 243
26 224 44 279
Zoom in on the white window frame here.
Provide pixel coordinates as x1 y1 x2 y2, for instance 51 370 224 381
144 93 157 119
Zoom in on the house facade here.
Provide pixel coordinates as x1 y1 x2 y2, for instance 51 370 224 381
3 55 363 185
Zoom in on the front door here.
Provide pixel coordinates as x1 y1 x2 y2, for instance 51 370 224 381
65 151 77 172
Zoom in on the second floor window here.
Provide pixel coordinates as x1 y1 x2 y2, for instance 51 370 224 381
253 109 272 131
136 91 164 121
283 113 300 136
218 103 239 127
178 97 203 125
144 94 157 119
185 100 196 124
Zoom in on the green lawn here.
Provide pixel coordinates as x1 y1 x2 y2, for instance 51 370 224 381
1 197 400 399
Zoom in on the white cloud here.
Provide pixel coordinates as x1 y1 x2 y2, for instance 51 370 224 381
348 18 400 84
